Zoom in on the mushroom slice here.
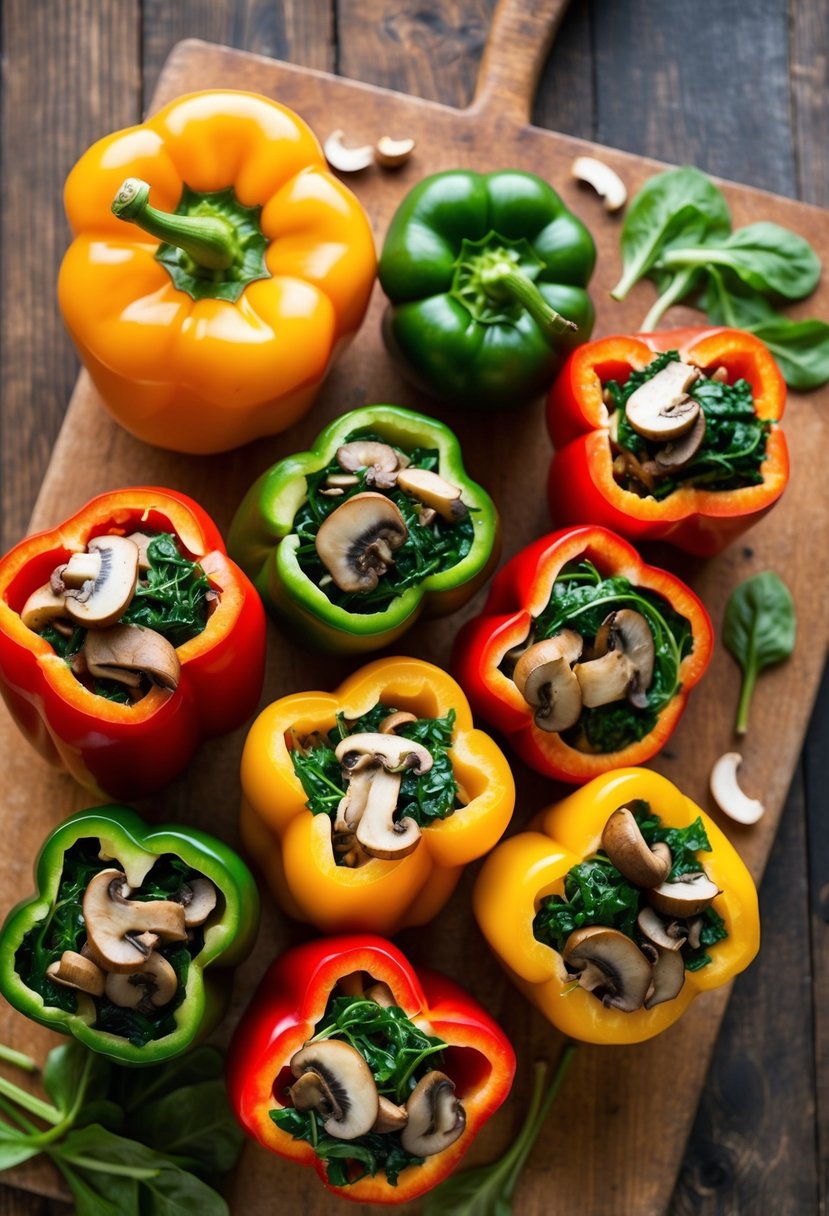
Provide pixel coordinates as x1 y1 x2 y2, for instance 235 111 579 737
601 806 672 887
592 610 655 709
105 952 178 1009
574 650 635 708
323 129 374 173
709 752 765 825
64 536 139 628
20 583 70 632
289 1040 379 1139
83 624 181 692
335 732 433 777
654 411 706 472
513 634 583 733
378 710 417 735
375 135 416 168
61 551 102 589
336 441 400 489
315 493 408 593
373 1096 409 1133
637 906 685 952
644 947 686 1009
365 981 395 1007
396 468 468 523
46 950 106 997
401 1072 466 1157
124 532 154 572
562 926 653 1012
82 869 187 973
571 155 627 212
648 871 721 919
174 877 217 927
334 767 375 834
354 769 420 860
625 362 701 442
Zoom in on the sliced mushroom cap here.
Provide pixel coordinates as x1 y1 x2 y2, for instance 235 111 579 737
365 981 395 1007
63 536 139 628
601 806 672 888
625 361 702 442
336 441 400 488
335 732 433 776
574 649 635 708
373 1095 409 1133
654 411 707 471
562 926 653 1012
83 624 181 692
396 468 468 523
174 877 217 927
378 710 417 734
290 1039 379 1139
400 1072 466 1157
637 906 685 952
513 634 583 733
375 135 416 168
593 610 655 710
315 493 408 593
20 583 70 632
46 950 106 997
323 129 374 173
124 532 154 572
334 767 375 834
648 872 721 918
644 947 686 1009
709 752 765 825
61 551 102 589
104 952 178 1009
355 769 421 860
82 869 187 973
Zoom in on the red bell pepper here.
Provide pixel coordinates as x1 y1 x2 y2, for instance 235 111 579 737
227 935 516 1205
452 525 713 783
546 327 788 556
0 487 266 798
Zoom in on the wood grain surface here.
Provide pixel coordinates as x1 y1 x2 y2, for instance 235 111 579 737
1 2 827 1214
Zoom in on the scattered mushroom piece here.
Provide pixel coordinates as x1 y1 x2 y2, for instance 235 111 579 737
83 623 181 692
571 155 627 212
365 981 396 1007
20 583 70 632
574 649 635 708
378 710 417 734
644 947 686 1009
601 806 672 888
104 952 178 1009
82 869 187 973
592 610 655 709
326 473 361 489
637 906 685 952
613 449 657 493
64 536 139 628
654 411 707 472
562 926 653 1012
46 950 106 997
336 441 400 489
513 633 583 733
174 877 217 927
649 871 721 919
375 135 416 168
289 1039 379 1139
323 129 374 173
710 752 765 825
400 1072 466 1157
315 493 408 593
396 468 468 523
625 361 701 442
373 1096 409 1133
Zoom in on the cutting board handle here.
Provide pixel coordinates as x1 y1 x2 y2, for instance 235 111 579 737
470 0 571 124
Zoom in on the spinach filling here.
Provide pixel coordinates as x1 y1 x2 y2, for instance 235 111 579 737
608 350 770 499
292 429 475 613
533 801 728 972
527 560 693 753
15 839 207 1047
270 993 449 1187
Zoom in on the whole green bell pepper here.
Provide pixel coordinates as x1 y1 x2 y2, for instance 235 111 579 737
228 404 500 653
378 169 596 410
0 806 259 1065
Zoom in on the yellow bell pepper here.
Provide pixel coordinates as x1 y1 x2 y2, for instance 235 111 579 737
474 768 759 1045
241 657 515 934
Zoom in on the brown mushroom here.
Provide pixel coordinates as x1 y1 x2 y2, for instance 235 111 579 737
60 551 103 589
654 411 707 471
574 649 635 708
625 361 701 442
64 536 139 628
636 906 685 952
82 869 187 973
378 711 417 734
512 633 583 733
334 733 433 860
315 493 408 593
173 877 217 927
365 981 395 1007
592 610 655 709
400 1072 466 1157
648 871 721 918
20 583 70 632
83 624 181 692
601 807 672 887
644 947 686 1009
375 136 416 168
336 440 400 489
104 952 178 1010
396 468 468 523
373 1096 409 1133
562 926 653 1012
124 532 155 572
289 1039 379 1139
46 950 106 997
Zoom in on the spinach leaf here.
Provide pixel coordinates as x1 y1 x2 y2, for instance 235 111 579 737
126 1079 244 1177
723 571 796 734
120 533 210 648
662 221 820 300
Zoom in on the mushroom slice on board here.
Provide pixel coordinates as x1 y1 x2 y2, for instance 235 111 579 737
105 952 179 1009
574 649 635 708
289 1039 379 1139
644 947 686 1009
625 361 702 442
315 493 408 593
562 926 653 1012
648 871 721 918
63 535 140 628
396 468 468 522
401 1072 466 1157
20 583 70 632
82 869 187 973
46 950 106 997
709 752 765 824
601 806 672 888
336 440 400 489
513 632 583 733
323 129 374 173
375 135 416 168
592 610 655 709
83 624 181 692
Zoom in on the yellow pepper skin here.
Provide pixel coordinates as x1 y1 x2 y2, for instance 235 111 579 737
240 658 515 934
57 91 376 454
474 768 759 1045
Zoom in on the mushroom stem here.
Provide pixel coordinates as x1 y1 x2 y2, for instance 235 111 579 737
112 178 240 272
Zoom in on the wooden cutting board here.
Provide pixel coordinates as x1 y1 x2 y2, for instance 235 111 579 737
2 1 828 1211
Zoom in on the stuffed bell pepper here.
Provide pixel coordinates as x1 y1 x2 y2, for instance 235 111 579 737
240 658 514 933
452 526 713 783
229 405 499 653
58 90 376 453
378 169 595 411
474 768 759 1044
228 935 515 1203
547 328 788 555
0 487 266 798
0 806 259 1064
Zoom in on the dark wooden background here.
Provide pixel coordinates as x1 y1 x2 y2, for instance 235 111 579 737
1 1 827 1213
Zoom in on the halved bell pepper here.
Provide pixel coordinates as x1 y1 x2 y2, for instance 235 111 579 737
546 328 788 556
0 806 259 1065
240 657 515 933
0 487 266 798
452 526 713 783
228 404 500 653
58 90 376 454
227 935 515 1203
474 768 759 1045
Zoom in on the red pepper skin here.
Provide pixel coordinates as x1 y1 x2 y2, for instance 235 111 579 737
227 935 516 1205
452 525 714 783
546 328 788 556
0 488 266 799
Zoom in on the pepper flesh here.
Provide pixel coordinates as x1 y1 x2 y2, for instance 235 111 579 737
546 328 788 555
474 768 760 1045
227 935 516 1204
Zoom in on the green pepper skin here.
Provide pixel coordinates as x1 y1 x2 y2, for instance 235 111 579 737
228 404 500 654
379 169 596 410
0 806 259 1065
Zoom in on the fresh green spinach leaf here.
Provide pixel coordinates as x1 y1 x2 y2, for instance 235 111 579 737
723 571 796 734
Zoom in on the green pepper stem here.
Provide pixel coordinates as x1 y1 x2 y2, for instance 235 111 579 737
479 262 578 335
112 178 239 271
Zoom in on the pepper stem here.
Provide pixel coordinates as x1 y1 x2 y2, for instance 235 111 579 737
480 261 578 335
112 178 240 272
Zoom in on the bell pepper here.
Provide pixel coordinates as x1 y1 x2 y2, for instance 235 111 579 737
0 805 260 1065
228 404 500 654
57 90 376 454
378 169 595 410
452 525 713 783
474 767 760 1045
546 327 788 556
240 657 515 934
227 934 515 1203
0 487 266 799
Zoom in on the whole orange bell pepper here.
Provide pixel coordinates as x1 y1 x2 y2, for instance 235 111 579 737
240 658 515 934
474 768 759 1045
58 90 376 454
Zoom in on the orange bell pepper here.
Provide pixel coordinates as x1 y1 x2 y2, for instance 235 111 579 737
240 658 515 934
474 768 759 1045
58 90 376 454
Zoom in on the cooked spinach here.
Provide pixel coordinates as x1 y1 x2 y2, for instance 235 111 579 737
723 571 796 734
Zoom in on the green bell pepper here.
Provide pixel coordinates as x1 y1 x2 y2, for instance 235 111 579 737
378 169 596 411
0 806 259 1065
228 404 500 653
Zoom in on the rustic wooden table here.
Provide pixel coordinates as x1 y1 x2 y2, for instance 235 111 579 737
1 2 826 1213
